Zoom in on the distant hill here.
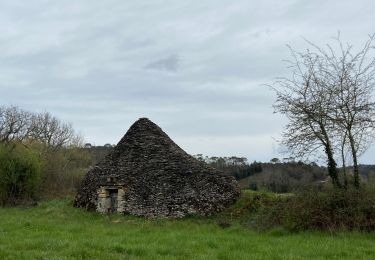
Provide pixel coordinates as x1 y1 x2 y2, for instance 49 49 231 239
237 163 375 192
238 162 327 193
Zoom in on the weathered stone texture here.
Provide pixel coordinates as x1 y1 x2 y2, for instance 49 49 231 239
74 118 240 218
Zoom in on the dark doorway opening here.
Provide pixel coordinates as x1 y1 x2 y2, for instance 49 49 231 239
108 189 118 213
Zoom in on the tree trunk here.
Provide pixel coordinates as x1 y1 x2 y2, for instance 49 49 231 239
341 134 348 189
341 154 348 189
321 125 340 188
325 144 341 188
348 132 360 188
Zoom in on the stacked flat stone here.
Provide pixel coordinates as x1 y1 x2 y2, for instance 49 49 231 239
74 118 240 218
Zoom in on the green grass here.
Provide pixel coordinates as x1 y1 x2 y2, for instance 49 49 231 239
1 198 375 259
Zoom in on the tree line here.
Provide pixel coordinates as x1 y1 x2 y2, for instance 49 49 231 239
194 154 263 180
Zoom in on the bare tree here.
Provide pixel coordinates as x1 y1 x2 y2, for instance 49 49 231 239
0 106 32 143
272 34 375 188
272 59 341 187
29 111 82 150
328 34 375 188
0 106 82 150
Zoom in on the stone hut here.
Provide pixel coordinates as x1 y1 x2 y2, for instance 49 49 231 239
74 118 240 218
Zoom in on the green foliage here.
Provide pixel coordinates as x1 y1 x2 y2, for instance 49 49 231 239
217 188 375 232
0 143 43 205
221 190 289 230
0 140 93 202
28 143 93 198
293 188 375 231
255 188 375 232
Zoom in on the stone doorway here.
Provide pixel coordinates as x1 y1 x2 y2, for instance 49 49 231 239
97 187 126 213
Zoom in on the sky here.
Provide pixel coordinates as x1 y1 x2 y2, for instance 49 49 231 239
1 0 375 163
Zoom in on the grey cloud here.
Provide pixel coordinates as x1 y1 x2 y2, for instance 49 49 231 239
144 55 179 72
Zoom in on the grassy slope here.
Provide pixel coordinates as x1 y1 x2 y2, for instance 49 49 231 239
1 198 375 259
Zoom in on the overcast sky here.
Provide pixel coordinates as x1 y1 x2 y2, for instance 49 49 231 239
1 0 375 163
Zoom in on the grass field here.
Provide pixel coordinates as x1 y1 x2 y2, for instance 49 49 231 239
1 198 375 259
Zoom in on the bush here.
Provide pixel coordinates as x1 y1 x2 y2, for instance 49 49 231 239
43 147 92 197
222 190 282 229
0 143 44 205
259 188 375 232
26 142 92 198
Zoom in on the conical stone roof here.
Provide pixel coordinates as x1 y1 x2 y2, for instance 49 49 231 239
74 118 240 218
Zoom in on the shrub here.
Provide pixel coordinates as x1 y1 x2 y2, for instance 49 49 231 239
42 147 92 198
223 190 282 229
258 188 375 232
0 142 44 205
25 142 92 198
